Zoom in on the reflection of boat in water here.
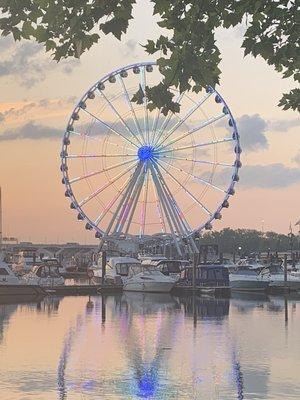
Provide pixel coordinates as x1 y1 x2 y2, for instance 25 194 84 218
120 292 178 314
230 291 270 312
178 295 230 319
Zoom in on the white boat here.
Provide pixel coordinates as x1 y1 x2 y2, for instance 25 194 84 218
23 264 65 287
230 268 270 291
0 257 45 296
266 264 300 291
106 257 175 293
142 259 189 282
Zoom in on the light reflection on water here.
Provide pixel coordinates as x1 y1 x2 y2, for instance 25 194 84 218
0 293 300 399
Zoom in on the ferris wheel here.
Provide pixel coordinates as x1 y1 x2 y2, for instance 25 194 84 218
60 61 241 253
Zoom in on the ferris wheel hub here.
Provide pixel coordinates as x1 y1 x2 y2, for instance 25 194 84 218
137 145 155 162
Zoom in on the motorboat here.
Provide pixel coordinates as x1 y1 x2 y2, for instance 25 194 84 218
265 264 300 291
23 264 65 287
0 256 45 296
230 267 269 291
179 264 230 291
106 257 175 292
142 259 190 282
11 250 39 275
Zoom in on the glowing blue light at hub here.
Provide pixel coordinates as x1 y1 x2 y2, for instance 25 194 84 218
138 146 155 162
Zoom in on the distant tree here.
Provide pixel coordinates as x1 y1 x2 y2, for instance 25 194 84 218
202 228 299 254
0 1 298 113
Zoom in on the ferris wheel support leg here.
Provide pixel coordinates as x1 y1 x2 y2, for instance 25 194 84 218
188 236 199 254
139 166 150 237
153 171 182 238
105 163 142 237
124 171 145 235
153 162 192 237
113 165 143 235
150 164 182 257
116 165 146 235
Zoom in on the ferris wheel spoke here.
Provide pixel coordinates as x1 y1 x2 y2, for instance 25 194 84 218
149 164 183 255
78 161 138 207
160 155 233 168
94 176 131 227
155 159 212 215
153 163 192 236
67 128 102 142
118 75 146 146
159 158 226 194
159 112 226 151
67 152 136 159
152 92 185 147
156 91 212 148
69 158 137 184
139 166 150 237
82 108 139 149
97 88 143 147
141 66 150 145
157 137 234 155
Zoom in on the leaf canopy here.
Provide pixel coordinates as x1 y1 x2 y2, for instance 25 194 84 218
0 0 299 112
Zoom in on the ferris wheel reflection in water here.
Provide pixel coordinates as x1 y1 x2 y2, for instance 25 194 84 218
56 294 243 400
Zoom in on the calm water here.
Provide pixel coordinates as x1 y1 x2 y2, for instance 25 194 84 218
0 293 300 400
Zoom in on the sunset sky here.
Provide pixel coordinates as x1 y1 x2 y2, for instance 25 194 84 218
0 0 299 244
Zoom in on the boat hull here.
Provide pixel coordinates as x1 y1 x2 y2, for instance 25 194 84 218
0 284 45 296
269 279 300 291
123 281 174 293
230 280 269 292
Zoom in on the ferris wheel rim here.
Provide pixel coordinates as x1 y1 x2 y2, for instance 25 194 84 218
60 61 241 239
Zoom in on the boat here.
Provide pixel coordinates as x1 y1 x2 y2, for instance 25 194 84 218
177 264 230 296
265 264 300 292
0 257 45 297
230 267 270 291
22 263 65 287
11 249 40 275
106 257 175 293
142 259 190 282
